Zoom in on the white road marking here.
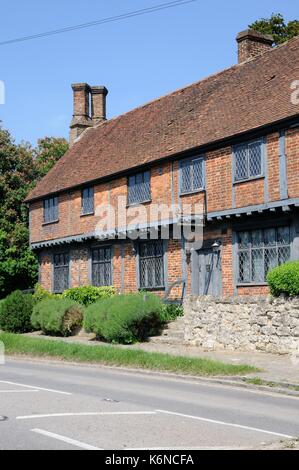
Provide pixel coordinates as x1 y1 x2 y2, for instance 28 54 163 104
31 428 101 450
156 410 295 439
0 390 39 393
0 380 71 395
17 411 156 420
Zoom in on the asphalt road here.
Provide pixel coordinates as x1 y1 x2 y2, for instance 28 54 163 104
0 357 299 450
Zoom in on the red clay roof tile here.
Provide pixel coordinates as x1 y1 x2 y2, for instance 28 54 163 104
25 36 299 202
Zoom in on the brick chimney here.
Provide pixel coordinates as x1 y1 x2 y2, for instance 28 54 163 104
69 83 92 146
69 83 108 146
236 29 274 63
91 86 108 125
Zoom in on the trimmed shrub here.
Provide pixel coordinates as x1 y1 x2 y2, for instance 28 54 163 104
267 261 299 297
63 286 116 306
31 298 84 336
0 290 35 333
159 303 184 322
84 292 163 344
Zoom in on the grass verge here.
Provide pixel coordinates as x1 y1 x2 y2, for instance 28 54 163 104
243 377 299 392
0 332 258 377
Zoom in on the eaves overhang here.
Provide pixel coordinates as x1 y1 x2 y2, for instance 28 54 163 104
206 198 299 222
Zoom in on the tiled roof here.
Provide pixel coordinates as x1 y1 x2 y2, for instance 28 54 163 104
25 36 299 202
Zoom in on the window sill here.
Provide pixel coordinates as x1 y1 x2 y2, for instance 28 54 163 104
139 287 165 291
127 199 152 208
233 175 265 185
42 220 59 227
237 283 268 287
80 212 95 218
180 189 205 197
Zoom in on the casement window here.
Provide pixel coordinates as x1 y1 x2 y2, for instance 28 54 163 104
91 247 112 286
81 187 94 215
237 226 291 284
234 139 263 182
139 240 164 289
43 197 58 223
180 157 205 194
128 170 151 205
53 253 69 293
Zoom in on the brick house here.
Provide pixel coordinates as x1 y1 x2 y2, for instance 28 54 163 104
25 30 299 299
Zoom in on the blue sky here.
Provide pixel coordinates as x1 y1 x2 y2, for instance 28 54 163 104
0 0 298 145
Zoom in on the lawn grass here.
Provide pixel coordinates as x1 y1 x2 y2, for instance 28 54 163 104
0 332 258 377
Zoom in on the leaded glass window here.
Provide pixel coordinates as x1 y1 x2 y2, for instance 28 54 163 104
82 187 94 215
237 226 291 284
92 247 112 286
180 157 204 194
53 253 69 293
234 140 263 182
44 197 59 223
128 171 151 205
139 240 164 289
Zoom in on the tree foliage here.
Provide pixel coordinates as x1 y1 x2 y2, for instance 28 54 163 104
0 127 68 298
33 137 69 179
249 13 299 45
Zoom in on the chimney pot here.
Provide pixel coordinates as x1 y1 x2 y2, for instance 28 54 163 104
236 29 274 63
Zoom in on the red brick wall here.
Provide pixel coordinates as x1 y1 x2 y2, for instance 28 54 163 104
167 239 183 300
234 178 264 208
38 225 275 299
267 133 281 201
39 251 52 291
221 228 234 297
206 147 232 212
38 239 184 297
112 244 122 292
70 247 89 288
237 286 269 296
286 128 299 198
123 242 137 293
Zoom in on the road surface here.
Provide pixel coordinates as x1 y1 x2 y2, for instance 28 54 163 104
0 357 299 450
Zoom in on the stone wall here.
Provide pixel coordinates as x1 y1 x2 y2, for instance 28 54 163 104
184 295 299 354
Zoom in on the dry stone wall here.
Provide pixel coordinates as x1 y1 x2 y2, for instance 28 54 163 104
184 296 299 354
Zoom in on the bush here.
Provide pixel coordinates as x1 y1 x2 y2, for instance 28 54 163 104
267 261 299 297
159 303 184 322
84 292 164 344
33 283 57 303
63 286 116 306
31 298 84 336
0 290 35 333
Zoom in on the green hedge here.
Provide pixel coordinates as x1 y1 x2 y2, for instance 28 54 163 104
63 286 116 306
267 261 299 297
31 298 84 336
84 292 163 344
0 290 35 333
